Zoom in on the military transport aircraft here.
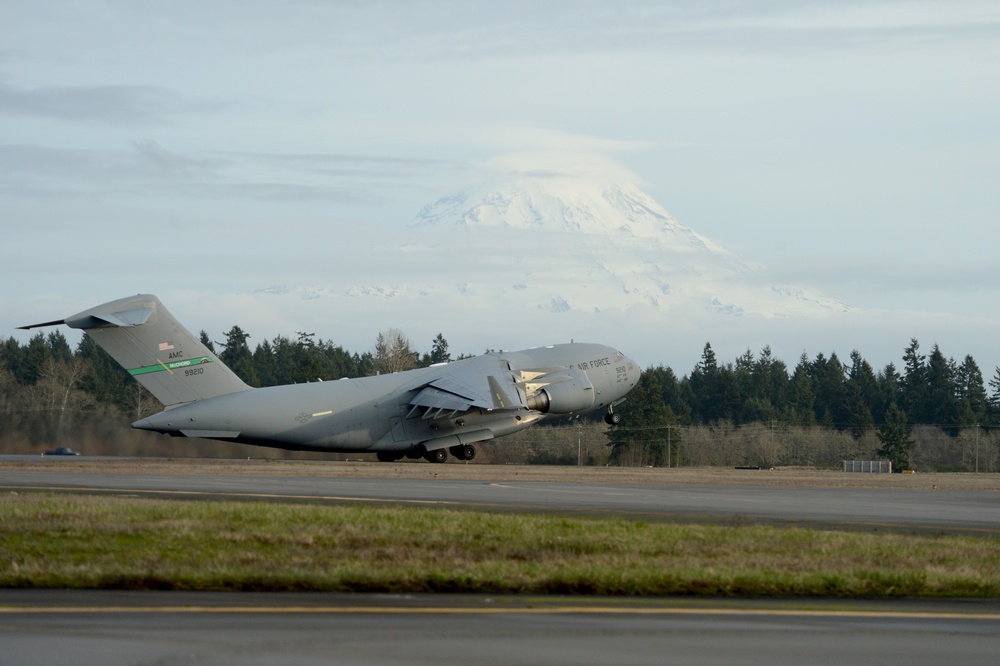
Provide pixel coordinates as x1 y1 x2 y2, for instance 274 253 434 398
21 294 639 462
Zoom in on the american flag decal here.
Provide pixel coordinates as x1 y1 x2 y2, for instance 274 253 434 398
158 342 174 351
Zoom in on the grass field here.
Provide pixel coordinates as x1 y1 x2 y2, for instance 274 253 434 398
3 491 998 597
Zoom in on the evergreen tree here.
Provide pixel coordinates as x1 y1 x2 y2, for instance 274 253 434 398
46 331 73 364
740 396 777 425
810 352 848 428
846 350 878 439
847 351 878 405
900 338 928 422
428 333 451 365
318 339 361 379
753 346 789 416
734 348 755 419
925 344 958 431
1 337 27 384
688 342 721 423
847 398 875 440
252 338 277 387
988 367 1000 425
292 332 324 383
607 366 680 467
218 325 259 387
715 362 741 423
786 353 816 425
876 362 901 421
199 331 215 354
877 403 915 471
657 364 690 424
954 355 988 427
23 332 52 385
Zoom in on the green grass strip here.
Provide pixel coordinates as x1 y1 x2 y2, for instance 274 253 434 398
3 493 998 597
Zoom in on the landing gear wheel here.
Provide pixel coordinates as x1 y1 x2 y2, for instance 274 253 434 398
424 448 448 463
376 451 402 462
605 412 621 426
450 444 476 461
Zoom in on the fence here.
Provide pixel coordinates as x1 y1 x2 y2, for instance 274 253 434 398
843 460 892 473
479 422 1000 472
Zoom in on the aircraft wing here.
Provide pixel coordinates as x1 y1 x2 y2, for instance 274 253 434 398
406 355 524 419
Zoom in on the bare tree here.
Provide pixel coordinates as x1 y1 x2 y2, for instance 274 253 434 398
28 357 93 445
371 328 417 375
126 380 159 420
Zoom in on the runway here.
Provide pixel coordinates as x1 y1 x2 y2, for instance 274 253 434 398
3 462 999 664
1 464 998 534
3 591 999 666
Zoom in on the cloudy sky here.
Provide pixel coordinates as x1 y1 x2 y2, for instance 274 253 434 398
3 1 999 374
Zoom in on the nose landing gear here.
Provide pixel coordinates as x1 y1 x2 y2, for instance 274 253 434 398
604 406 621 426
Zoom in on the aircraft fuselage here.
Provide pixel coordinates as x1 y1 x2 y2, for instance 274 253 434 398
133 342 637 454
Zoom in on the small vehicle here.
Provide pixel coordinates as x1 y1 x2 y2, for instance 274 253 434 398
42 447 80 456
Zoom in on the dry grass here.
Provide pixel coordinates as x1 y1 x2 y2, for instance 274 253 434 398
3 457 999 491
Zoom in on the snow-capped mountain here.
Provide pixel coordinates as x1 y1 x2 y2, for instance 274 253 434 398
249 156 854 366
405 167 849 318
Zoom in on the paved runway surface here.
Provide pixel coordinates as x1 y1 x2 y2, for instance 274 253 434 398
3 464 998 663
3 591 1000 666
1 467 997 534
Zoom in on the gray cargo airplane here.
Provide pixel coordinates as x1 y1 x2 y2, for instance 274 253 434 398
21 294 639 462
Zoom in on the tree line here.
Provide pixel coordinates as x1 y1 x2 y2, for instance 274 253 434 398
608 340 1000 471
1 325 449 417
2 326 999 470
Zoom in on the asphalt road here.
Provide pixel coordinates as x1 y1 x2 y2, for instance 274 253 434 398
3 591 1000 666
1 467 997 534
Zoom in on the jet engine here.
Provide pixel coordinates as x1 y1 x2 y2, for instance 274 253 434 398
524 368 595 415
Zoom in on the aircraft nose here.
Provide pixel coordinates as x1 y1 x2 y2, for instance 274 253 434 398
611 349 641 394
626 355 640 387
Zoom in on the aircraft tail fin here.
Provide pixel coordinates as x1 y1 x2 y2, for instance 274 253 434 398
20 294 251 407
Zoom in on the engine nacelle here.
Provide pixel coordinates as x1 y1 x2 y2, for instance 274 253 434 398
526 373 595 414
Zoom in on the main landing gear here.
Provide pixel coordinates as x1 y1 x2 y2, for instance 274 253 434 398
375 445 476 463
420 443 476 463
424 448 448 463
449 444 476 461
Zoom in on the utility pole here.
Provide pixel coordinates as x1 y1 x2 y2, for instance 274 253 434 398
976 424 980 474
577 425 582 467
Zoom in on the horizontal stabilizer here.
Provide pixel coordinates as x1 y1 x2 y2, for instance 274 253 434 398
17 318 66 330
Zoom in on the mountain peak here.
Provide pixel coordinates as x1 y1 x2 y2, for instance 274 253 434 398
411 159 849 318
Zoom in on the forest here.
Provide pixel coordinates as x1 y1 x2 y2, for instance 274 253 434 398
2 324 999 472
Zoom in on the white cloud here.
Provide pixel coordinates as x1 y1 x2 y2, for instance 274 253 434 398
2 0 999 378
